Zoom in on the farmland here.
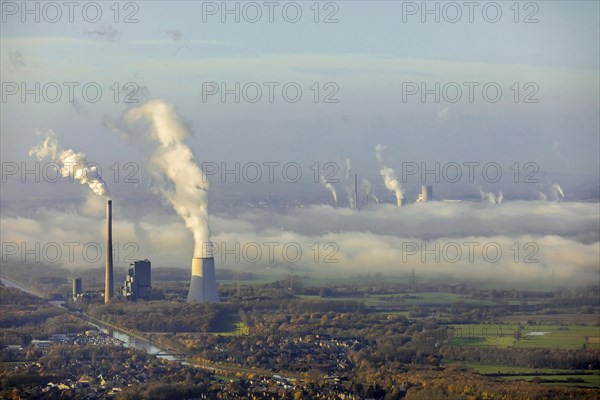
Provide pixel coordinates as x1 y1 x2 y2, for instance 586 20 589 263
452 362 600 388
450 323 600 350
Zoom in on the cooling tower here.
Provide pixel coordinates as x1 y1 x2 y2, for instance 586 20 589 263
104 200 114 304
187 245 219 302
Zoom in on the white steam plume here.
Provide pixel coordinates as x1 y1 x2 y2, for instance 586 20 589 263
29 130 110 197
375 144 404 207
361 178 379 204
552 183 565 201
497 191 504 205
321 175 338 207
538 191 548 201
478 186 497 204
345 186 356 209
361 178 371 195
343 158 354 208
125 100 210 258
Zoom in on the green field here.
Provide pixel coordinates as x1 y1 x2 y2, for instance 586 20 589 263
211 321 249 336
452 362 600 388
450 324 600 350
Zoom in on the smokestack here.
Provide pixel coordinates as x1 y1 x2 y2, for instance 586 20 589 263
354 174 358 210
187 243 219 302
105 200 114 303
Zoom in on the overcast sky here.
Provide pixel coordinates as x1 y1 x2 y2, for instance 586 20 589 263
1 1 598 283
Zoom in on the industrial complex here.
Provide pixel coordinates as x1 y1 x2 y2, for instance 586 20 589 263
100 199 218 303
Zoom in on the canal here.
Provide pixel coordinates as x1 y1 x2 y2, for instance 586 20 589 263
1 276 183 362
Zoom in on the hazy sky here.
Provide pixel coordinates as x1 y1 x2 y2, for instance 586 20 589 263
1 1 599 283
2 1 598 177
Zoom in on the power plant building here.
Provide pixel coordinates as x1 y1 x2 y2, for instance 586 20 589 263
72 277 82 300
121 260 152 301
416 185 433 202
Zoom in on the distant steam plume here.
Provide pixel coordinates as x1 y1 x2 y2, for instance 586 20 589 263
552 183 565 201
125 100 210 257
321 175 338 207
375 144 404 207
361 178 379 204
479 187 495 204
478 186 505 205
538 184 565 202
29 130 110 197
343 157 354 208
345 186 356 209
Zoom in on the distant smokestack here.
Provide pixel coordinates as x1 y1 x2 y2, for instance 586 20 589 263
187 243 219 302
354 173 358 210
105 200 114 303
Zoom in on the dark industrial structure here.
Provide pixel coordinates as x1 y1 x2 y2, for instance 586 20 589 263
121 259 152 301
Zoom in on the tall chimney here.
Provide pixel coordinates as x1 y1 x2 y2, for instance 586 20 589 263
354 173 358 210
105 200 114 303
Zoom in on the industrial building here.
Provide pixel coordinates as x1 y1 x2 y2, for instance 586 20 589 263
416 185 433 202
72 277 82 300
121 260 152 301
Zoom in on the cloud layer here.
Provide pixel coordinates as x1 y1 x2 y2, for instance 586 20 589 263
2 197 598 286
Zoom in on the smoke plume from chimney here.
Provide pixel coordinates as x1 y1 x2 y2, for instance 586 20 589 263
552 183 565 201
29 130 110 197
125 101 211 257
361 178 379 204
375 144 404 207
478 187 504 205
320 175 338 207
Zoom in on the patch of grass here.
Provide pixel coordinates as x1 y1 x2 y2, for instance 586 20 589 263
452 362 600 388
211 320 249 336
449 324 600 350
212 374 236 382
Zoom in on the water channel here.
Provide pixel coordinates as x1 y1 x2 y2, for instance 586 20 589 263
1 277 182 362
